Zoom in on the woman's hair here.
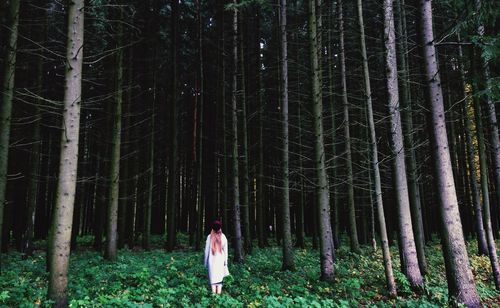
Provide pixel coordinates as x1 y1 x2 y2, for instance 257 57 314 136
211 220 222 254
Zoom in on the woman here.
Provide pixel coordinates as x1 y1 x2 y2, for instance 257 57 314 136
204 220 229 294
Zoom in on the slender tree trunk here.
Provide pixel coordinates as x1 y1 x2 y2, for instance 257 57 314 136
474 0 500 243
338 0 360 254
326 1 339 249
104 8 124 261
309 0 335 281
23 40 44 257
239 26 252 255
279 0 294 271
47 0 84 305
418 0 480 305
166 0 179 251
231 0 244 263
357 0 397 296
143 83 155 251
256 7 266 248
195 0 204 251
396 0 427 275
384 0 423 288
0 0 20 272
473 78 500 290
458 42 488 255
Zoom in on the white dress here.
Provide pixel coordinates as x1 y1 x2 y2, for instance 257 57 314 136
204 233 229 284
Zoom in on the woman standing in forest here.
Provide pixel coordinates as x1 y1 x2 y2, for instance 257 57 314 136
204 220 229 294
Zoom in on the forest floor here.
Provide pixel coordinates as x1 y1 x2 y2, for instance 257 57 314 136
1 235 499 307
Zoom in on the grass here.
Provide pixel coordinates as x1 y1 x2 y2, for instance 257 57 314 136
1 235 499 307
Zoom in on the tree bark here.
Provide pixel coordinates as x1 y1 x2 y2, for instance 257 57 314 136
474 0 500 244
231 0 244 263
0 0 20 272
104 7 124 261
396 0 427 275
384 0 423 288
279 0 294 271
338 0 360 254
357 0 397 296
166 0 179 251
458 42 488 256
309 0 335 281
239 24 252 255
418 0 480 305
47 0 84 305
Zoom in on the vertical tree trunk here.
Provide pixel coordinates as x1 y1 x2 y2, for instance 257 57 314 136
256 7 266 248
384 0 423 288
143 82 155 251
47 0 84 305
474 0 500 242
166 0 179 251
279 0 294 271
418 0 480 305
458 41 488 255
195 0 204 251
338 0 360 254
396 0 427 275
326 0 339 249
309 0 335 281
104 7 124 261
239 26 252 255
0 0 20 272
231 0 244 263
23 35 44 257
357 0 397 296
473 78 500 290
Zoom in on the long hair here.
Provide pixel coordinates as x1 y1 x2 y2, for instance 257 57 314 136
210 229 222 254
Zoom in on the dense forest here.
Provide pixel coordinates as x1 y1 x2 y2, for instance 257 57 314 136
0 0 499 306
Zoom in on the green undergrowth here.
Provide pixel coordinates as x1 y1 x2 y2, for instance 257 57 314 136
1 236 499 307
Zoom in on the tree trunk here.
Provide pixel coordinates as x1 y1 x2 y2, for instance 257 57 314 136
384 0 423 288
396 0 427 275
47 0 84 305
239 25 252 255
357 0 397 296
231 0 244 263
458 42 488 255
143 82 155 251
279 0 294 271
166 0 179 251
23 38 44 257
0 0 20 272
474 0 500 244
418 0 480 305
309 0 335 281
338 0 360 254
104 7 124 261
473 77 500 290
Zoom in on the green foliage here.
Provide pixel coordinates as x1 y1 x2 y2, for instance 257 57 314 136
1 237 499 307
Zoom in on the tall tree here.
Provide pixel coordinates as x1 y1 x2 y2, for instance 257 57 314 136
47 0 84 305
473 75 500 290
231 0 244 263
384 0 423 288
418 0 480 305
458 41 488 256
238 22 251 254
338 0 360 254
166 0 179 251
279 0 294 271
309 0 335 281
357 0 396 296
0 0 20 272
104 6 124 261
396 0 427 275
474 0 500 240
